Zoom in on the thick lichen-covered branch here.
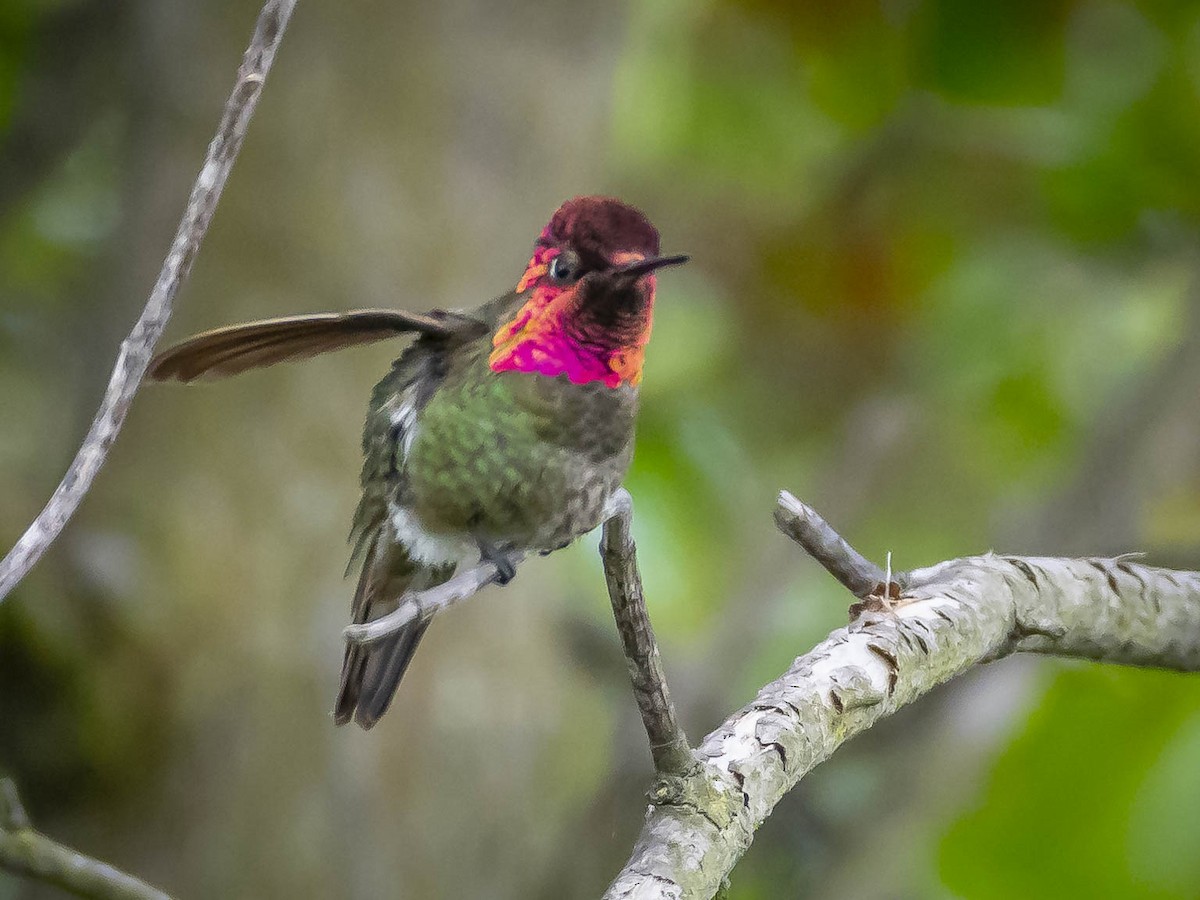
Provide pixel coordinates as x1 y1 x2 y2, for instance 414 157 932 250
0 0 297 602
0 779 171 900
605 491 1200 900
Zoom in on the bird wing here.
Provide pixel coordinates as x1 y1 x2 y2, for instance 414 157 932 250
148 308 486 382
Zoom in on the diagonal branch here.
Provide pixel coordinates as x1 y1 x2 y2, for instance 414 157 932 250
600 489 693 776
0 0 298 603
1 779 172 900
774 490 893 596
342 556 526 645
605 492 1200 900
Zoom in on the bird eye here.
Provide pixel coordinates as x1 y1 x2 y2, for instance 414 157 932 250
548 253 579 284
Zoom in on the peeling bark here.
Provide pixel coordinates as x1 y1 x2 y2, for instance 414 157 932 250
605 493 1200 899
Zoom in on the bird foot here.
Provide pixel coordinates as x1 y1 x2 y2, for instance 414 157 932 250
476 538 518 585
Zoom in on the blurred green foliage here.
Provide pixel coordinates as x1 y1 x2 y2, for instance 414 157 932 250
1 0 1199 897
943 667 1200 899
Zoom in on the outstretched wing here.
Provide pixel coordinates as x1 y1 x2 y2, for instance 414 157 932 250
148 308 483 382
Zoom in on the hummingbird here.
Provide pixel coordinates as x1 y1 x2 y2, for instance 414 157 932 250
149 196 687 729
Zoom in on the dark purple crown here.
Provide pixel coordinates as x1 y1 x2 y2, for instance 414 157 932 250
542 196 661 262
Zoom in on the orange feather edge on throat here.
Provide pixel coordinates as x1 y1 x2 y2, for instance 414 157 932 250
488 248 651 388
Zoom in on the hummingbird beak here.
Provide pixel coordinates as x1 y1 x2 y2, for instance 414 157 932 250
610 254 690 284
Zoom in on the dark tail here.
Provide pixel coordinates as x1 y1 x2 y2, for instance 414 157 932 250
334 540 453 729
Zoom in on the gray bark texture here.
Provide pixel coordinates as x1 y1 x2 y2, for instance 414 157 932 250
0 0 297 603
603 492 1200 900
601 490 694 776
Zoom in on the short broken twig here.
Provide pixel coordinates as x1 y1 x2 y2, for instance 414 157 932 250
774 490 896 597
342 555 526 645
1 778 172 900
0 0 298 603
600 488 693 776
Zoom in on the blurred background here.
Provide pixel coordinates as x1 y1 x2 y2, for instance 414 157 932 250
2 0 1200 896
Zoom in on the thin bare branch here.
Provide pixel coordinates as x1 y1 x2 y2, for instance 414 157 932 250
342 556 526 645
607 494 1200 900
0 0 298 602
600 489 693 776
774 490 891 596
1 778 172 900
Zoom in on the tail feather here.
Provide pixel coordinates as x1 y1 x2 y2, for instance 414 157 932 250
334 537 453 729
352 619 432 728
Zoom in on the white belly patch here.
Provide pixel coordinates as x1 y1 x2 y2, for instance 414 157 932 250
388 501 476 567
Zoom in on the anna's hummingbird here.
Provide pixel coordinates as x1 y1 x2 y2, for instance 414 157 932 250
149 196 687 729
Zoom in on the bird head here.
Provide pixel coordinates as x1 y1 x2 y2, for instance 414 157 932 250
489 196 688 388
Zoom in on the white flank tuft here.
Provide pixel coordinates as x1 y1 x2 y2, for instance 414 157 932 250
388 502 475 567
